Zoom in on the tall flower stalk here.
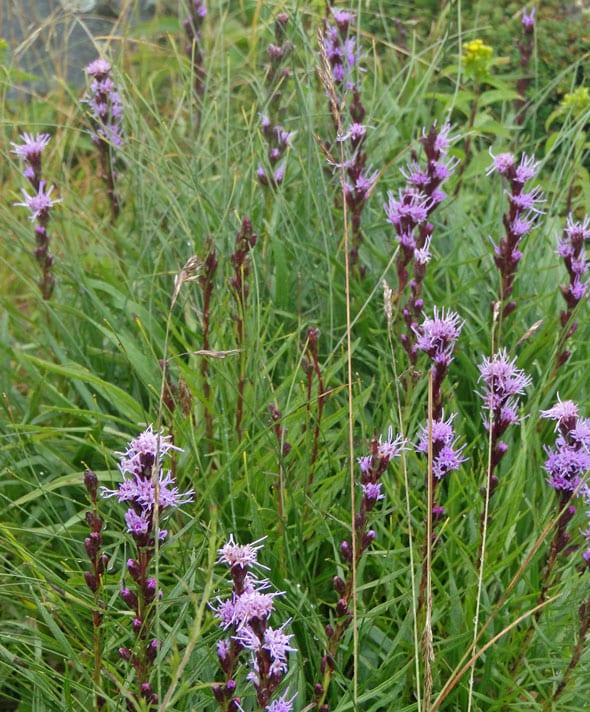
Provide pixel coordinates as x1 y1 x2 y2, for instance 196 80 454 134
83 58 124 222
184 0 207 120
486 150 544 318
101 426 193 710
321 8 373 273
257 12 293 189
82 469 109 711
12 132 61 300
229 217 258 442
554 214 589 369
515 7 535 125
314 428 405 711
511 399 590 677
213 536 296 712
384 123 459 367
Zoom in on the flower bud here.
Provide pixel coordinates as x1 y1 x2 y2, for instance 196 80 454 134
120 588 138 610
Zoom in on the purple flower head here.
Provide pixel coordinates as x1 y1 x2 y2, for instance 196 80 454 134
506 185 545 214
486 149 515 176
265 690 297 712
86 58 112 77
414 307 463 362
100 426 192 537
217 534 268 570
541 397 579 431
14 181 61 222
478 349 532 411
362 482 384 501
543 446 590 492
416 413 467 480
263 621 297 674
384 188 431 230
564 214 590 243
414 236 432 265
11 132 51 163
377 425 407 461
515 153 541 183
522 7 535 31
232 589 279 629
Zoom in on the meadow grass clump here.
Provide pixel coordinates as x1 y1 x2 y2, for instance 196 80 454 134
1 2 590 711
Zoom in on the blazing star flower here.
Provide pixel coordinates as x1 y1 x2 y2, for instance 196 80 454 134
478 349 532 412
416 413 467 480
265 690 297 712
14 181 62 222
541 399 590 492
100 426 192 538
10 132 51 165
415 307 463 362
217 534 268 570
522 6 535 31
384 188 431 231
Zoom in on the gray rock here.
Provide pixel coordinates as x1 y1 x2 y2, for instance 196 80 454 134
1 0 156 94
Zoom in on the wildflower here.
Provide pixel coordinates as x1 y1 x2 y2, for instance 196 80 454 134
541 400 590 492
487 149 544 316
214 537 295 711
415 307 463 363
83 58 124 220
559 86 590 119
265 691 297 712
101 425 192 539
14 181 61 222
10 132 51 184
462 38 494 82
522 6 535 32
416 413 467 481
478 349 531 411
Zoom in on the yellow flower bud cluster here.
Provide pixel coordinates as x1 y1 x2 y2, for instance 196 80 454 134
462 38 493 82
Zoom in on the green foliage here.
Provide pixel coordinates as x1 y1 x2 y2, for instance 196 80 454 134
1 2 590 711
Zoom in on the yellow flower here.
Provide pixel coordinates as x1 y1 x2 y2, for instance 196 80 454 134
560 87 590 119
462 38 493 82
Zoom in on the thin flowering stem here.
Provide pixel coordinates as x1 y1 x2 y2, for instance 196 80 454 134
198 237 218 448
184 0 207 124
11 132 61 300
302 326 328 495
317 27 360 706
83 58 124 222
83 469 109 711
268 403 291 528
314 429 405 711
515 7 536 125
213 537 296 711
228 217 257 442
385 126 459 371
510 398 590 677
553 214 589 371
100 427 193 710
486 149 544 319
258 12 293 190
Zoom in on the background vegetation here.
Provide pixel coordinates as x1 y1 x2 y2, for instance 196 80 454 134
1 1 590 710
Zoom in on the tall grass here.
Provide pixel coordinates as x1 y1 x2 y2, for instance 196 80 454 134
1 1 590 710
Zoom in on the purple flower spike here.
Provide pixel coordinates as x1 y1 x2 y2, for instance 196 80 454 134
478 350 531 480
487 149 544 316
416 413 467 481
554 214 590 367
522 7 535 32
415 307 463 363
83 57 124 220
214 537 295 711
101 425 192 539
